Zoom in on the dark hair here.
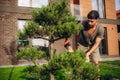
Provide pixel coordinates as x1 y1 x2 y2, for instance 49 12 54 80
87 10 99 19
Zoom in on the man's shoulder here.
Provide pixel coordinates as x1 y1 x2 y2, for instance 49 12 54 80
97 23 105 33
82 20 88 25
97 23 104 29
81 20 89 30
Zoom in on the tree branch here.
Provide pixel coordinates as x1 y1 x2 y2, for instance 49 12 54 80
34 36 64 42
54 36 64 41
34 36 50 41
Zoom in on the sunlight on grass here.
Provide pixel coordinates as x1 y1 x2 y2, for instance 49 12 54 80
100 60 120 79
0 66 27 80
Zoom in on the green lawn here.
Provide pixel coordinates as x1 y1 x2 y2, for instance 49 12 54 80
100 60 120 79
0 66 28 80
0 60 120 80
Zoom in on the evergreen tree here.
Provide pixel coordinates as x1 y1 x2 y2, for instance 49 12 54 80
18 0 82 58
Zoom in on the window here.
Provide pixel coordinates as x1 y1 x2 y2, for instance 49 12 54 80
18 20 49 47
70 4 82 20
116 0 120 10
99 27 108 54
18 0 48 8
18 20 26 31
92 0 105 18
18 20 28 46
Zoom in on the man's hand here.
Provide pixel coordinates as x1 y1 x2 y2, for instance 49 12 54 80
86 52 91 62
85 37 102 62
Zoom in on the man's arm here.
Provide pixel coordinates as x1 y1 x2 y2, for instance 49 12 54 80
86 37 102 59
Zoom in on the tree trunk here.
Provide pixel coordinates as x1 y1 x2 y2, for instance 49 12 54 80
50 73 54 80
50 42 54 59
49 42 54 80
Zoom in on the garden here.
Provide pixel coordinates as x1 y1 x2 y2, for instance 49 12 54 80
0 0 120 80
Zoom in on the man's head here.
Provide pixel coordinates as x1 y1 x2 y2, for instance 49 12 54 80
87 10 99 19
87 10 99 28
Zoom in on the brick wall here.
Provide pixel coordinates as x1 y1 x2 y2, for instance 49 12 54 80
0 12 17 65
0 12 32 65
105 0 116 19
104 0 119 56
0 0 33 65
0 0 17 7
80 0 92 17
102 24 119 56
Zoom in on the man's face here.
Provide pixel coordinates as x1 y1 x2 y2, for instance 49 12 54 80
88 19 98 28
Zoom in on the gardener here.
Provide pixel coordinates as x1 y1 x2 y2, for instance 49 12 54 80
77 10 104 78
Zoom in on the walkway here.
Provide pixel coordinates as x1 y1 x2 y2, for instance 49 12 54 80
0 55 120 68
100 55 120 61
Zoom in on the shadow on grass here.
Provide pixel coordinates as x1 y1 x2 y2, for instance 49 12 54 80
100 74 120 80
100 74 113 80
8 67 14 80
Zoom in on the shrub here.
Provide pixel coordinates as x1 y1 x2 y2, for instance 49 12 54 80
16 46 46 65
23 50 98 80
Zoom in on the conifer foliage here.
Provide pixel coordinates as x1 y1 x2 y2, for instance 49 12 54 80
19 0 82 40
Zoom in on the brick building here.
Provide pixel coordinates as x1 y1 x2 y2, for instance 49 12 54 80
70 0 120 56
0 0 120 65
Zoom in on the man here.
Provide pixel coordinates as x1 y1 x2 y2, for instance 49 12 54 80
78 10 104 67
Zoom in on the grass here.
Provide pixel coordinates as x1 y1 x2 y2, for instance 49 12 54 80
0 60 120 80
0 66 28 80
100 60 120 79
